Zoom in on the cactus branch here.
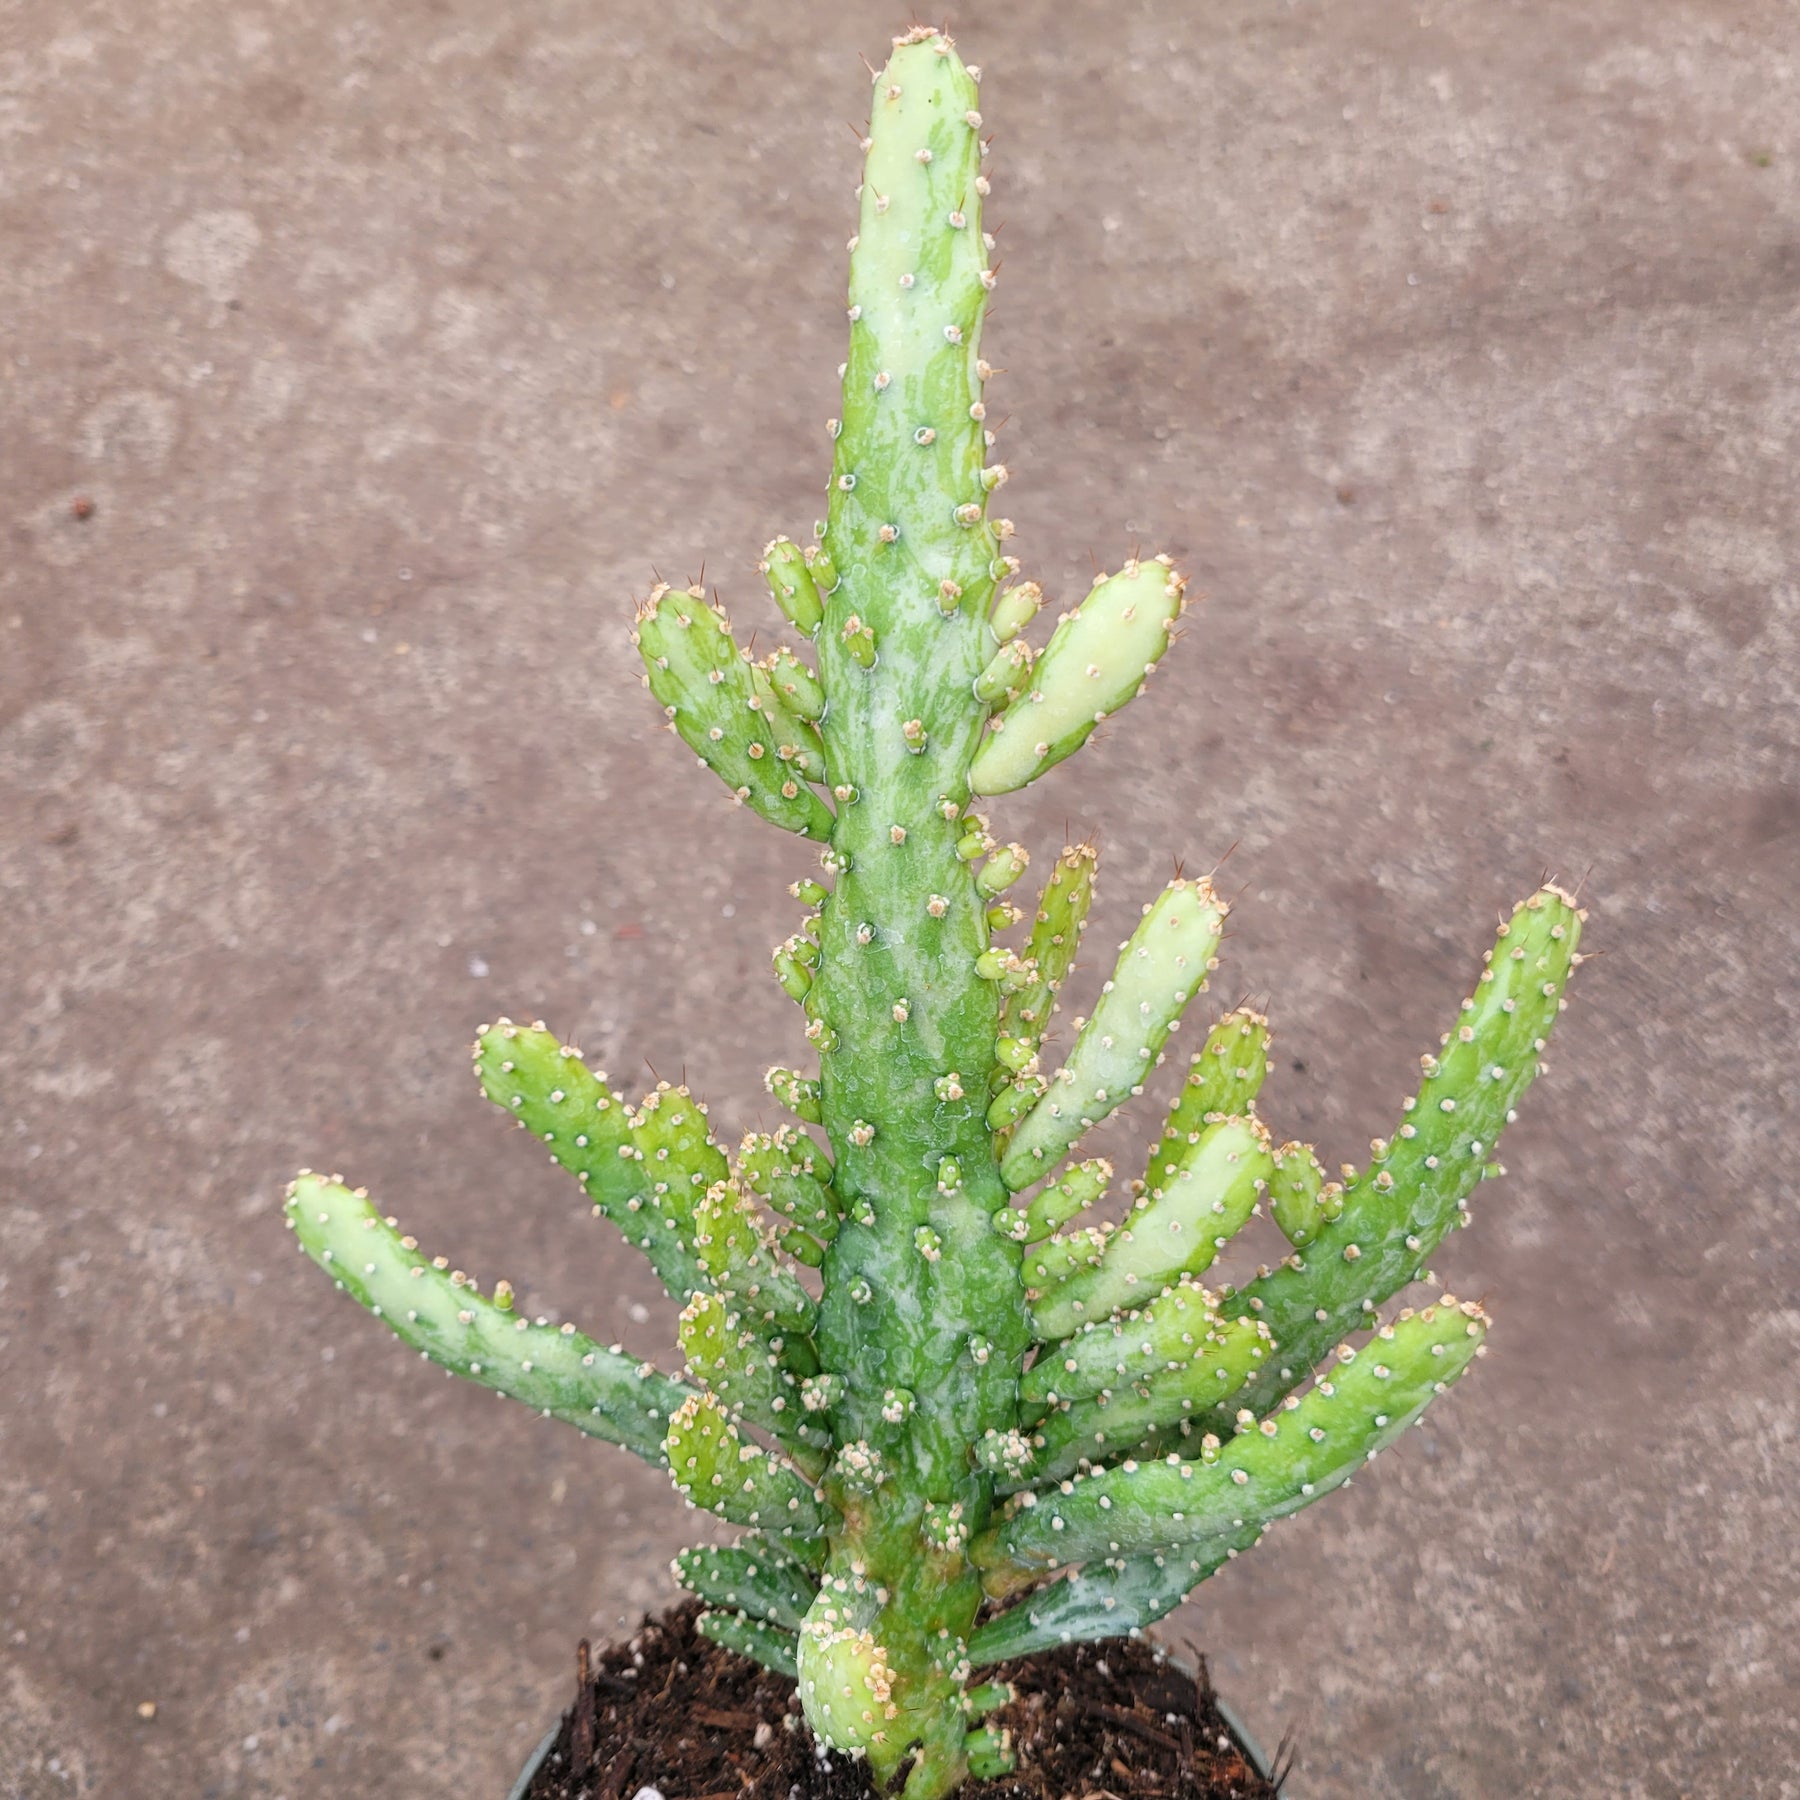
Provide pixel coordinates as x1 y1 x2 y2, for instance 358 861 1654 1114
678 1290 825 1470
1017 1314 1274 1487
1031 1116 1273 1340
635 583 835 839
1268 1140 1339 1249
1021 1275 1220 1410
988 581 1043 645
1002 843 1098 1056
966 1541 1245 1665
962 1723 1015 1779
473 1023 717 1306
761 536 827 637
665 1391 835 1550
674 1541 818 1633
1140 1008 1270 1195
969 560 1187 797
993 1157 1111 1246
284 1174 692 1465
692 1178 818 1337
1215 887 1582 1424
1000 878 1226 1191
697 1610 800 1679
739 1127 841 1243
974 1298 1488 1576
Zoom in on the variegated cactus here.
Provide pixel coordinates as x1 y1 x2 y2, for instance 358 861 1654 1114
287 28 1587 1799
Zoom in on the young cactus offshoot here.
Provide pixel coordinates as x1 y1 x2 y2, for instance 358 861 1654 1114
285 28 1588 1800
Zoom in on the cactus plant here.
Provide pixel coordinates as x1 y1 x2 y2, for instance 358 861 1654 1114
286 27 1587 1800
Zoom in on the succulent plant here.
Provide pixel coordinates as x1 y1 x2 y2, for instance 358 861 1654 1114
286 27 1586 1799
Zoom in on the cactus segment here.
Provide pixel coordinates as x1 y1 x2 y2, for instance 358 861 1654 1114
1003 844 1098 1053
1267 1141 1340 1248
664 1391 834 1547
968 560 1186 797
830 33 993 596
284 1174 693 1464
1141 1008 1270 1194
697 1609 800 1679
1218 887 1582 1420
635 583 834 839
973 638 1035 705
975 1298 1488 1575
766 1066 824 1124
692 1180 818 1336
774 939 816 1003
678 1290 824 1467
966 1536 1247 1666
738 1126 841 1243
974 947 1029 988
745 668 826 780
1020 1275 1220 1408
986 1072 1034 1132
473 1024 713 1305
957 819 995 864
805 542 839 597
1000 879 1225 1190
781 1226 828 1267
963 1681 1015 1721
1033 1120 1266 1336
760 647 828 723
760 535 825 636
630 1079 732 1188
1031 1117 1271 1340
794 1609 908 1776
1019 1315 1274 1485
1020 1224 1111 1291
976 1426 1037 1484
993 1158 1111 1246
976 842 1029 899
988 580 1043 646
674 1540 819 1633
963 1724 1015 1779
840 615 879 669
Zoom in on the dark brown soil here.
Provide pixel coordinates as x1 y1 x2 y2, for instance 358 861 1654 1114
521 1602 1284 1800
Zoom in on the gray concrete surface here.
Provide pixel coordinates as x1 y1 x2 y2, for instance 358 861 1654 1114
3 2 1795 1794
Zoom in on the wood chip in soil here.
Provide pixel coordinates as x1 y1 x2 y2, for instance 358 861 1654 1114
523 1600 1285 1800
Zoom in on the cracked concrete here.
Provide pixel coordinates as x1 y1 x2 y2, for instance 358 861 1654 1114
2 2 1795 1794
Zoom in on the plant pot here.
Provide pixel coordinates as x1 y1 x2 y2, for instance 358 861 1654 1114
508 1730 559 1800
506 1608 1285 1799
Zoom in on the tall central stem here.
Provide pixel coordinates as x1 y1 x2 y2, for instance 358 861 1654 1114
797 35 1028 1795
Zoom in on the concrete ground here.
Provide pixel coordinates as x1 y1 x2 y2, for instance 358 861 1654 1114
3 2 1795 1794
